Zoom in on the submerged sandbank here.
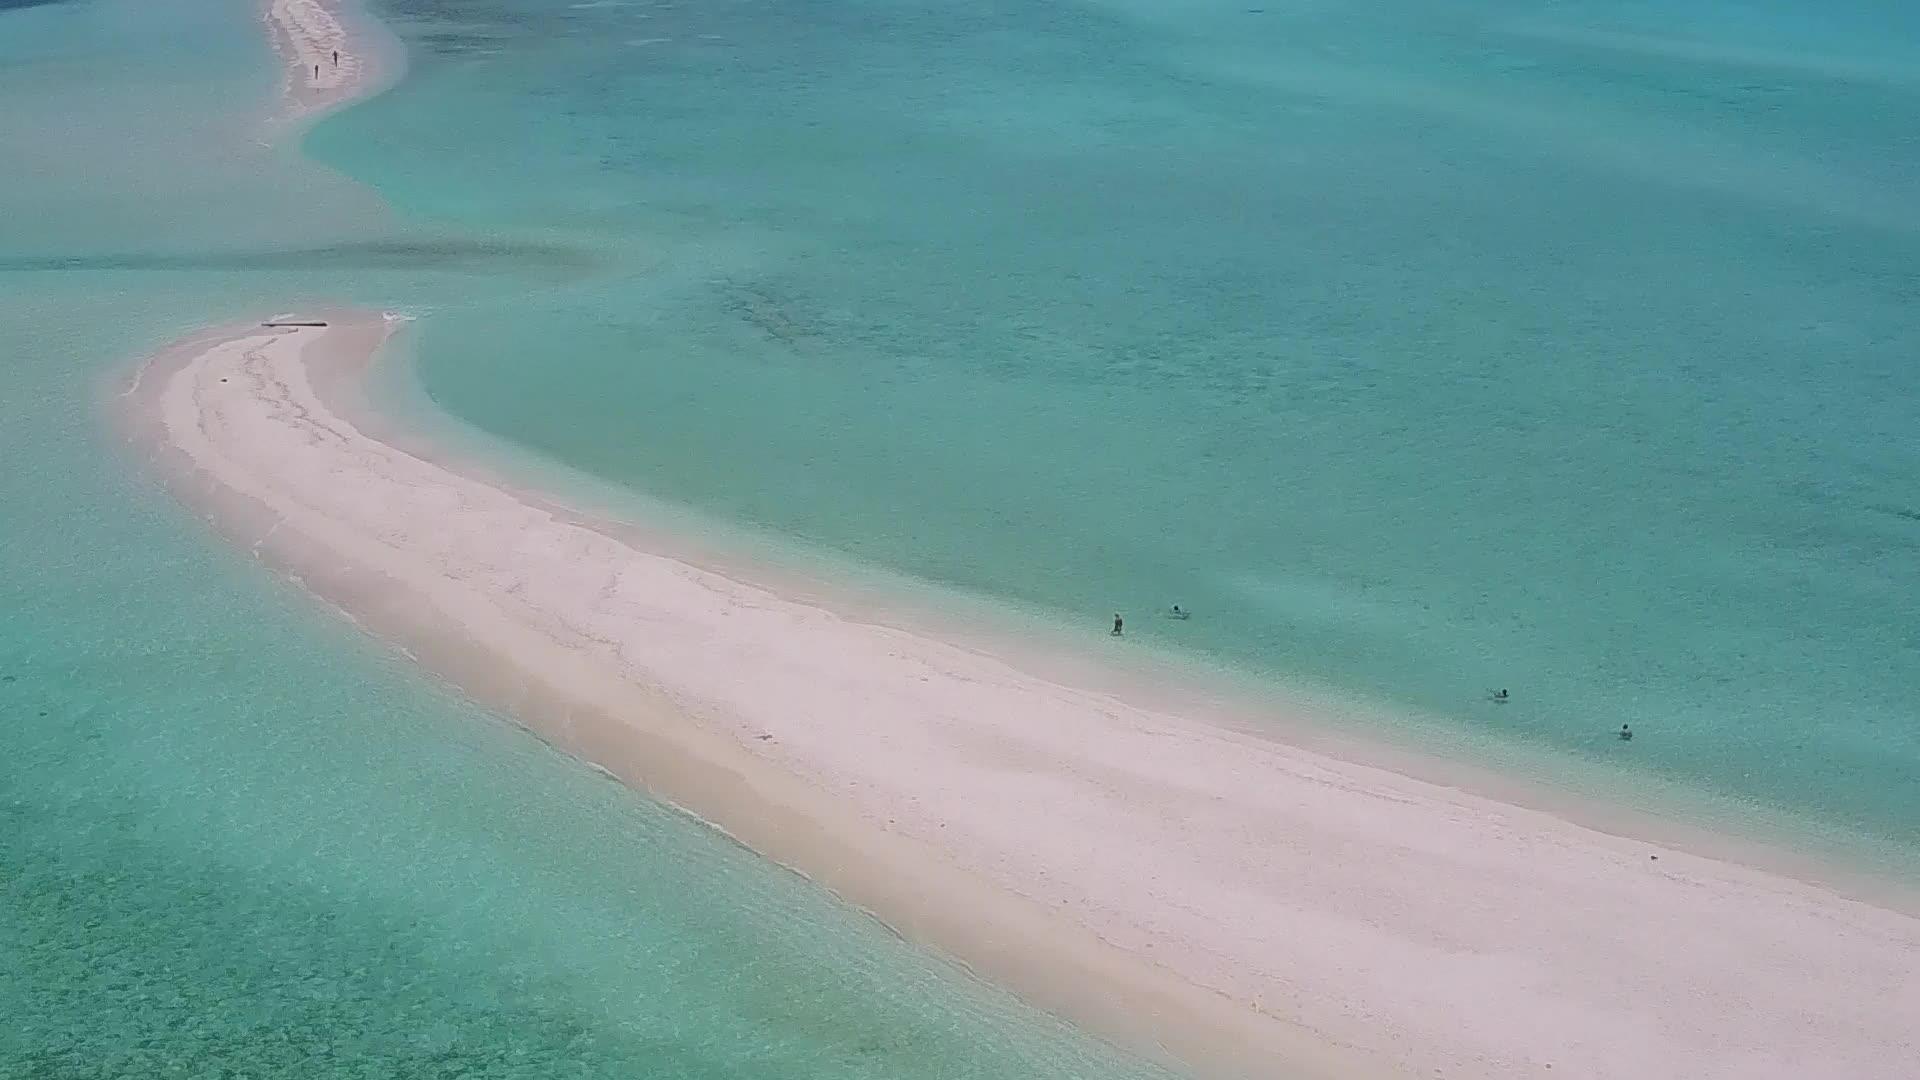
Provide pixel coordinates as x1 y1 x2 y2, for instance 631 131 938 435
120 314 1920 1080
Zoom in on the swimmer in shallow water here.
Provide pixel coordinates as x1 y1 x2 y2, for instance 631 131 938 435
1170 604 1190 620
1489 688 1509 703
1619 724 1633 741
1112 613 1124 636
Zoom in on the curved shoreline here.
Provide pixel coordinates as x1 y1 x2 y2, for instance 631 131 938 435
119 314 1920 1080
150 1 1920 1075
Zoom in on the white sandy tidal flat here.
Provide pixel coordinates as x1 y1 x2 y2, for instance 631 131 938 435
264 0 379 122
122 315 1920 1080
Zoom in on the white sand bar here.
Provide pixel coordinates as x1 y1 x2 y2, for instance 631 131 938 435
126 316 1920 1079
264 0 375 121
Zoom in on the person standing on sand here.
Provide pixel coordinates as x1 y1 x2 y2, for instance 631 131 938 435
333 50 339 68
1111 613 1124 636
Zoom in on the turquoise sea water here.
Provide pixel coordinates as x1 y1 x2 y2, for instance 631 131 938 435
306 0 1920 862
6 0 1920 1074
0 1 1181 1076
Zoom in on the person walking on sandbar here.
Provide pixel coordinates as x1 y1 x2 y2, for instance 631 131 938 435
333 49 340 68
1111 613 1124 637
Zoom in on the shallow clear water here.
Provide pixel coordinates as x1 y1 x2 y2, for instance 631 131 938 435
0 1 1181 1075
7 0 1920 1071
304 0 1920 859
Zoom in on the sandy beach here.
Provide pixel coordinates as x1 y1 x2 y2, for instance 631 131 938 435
111 1 1920 1075
263 0 382 122
120 315 1920 1079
